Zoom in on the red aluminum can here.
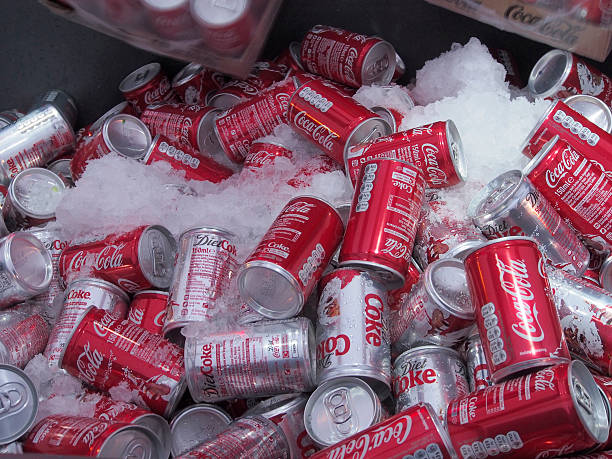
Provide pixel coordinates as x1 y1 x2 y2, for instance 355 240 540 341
339 158 425 289
59 225 177 293
142 135 233 183
238 196 344 319
523 136 612 252
288 79 391 165
274 42 304 73
214 78 298 164
243 140 294 171
571 0 612 25
310 403 456 459
388 258 422 312
447 361 609 459
0 312 49 368
74 101 133 153
464 236 570 382
287 154 342 188
59 306 186 417
140 103 221 153
118 62 177 115
289 68 357 97
346 121 467 189
528 49 612 105
300 25 396 88
462 329 494 392
128 290 168 335
23 415 163 458
172 62 226 105
141 0 194 40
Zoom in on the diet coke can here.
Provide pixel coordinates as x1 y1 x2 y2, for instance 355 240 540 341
462 329 493 392
59 306 186 417
118 62 177 114
346 120 467 189
184 317 315 402
288 79 391 165
0 311 49 368
464 236 570 382
469 170 590 274
238 196 344 319
171 62 226 106
300 25 396 88
339 158 425 289
392 345 469 421
128 290 168 335
170 403 232 457
316 268 391 394
243 139 294 171
59 225 177 293
447 361 609 458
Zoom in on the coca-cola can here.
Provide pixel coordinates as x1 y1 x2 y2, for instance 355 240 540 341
23 415 164 458
184 317 315 402
345 120 467 189
0 364 38 444
275 42 304 73
303 376 383 448
469 170 590 274
528 49 612 105
0 312 48 368
238 196 344 319
2 168 65 231
393 51 406 81
141 135 233 183
75 101 134 151
594 374 612 451
0 109 23 130
171 62 226 106
310 403 457 459
300 25 396 88
243 139 294 171
141 0 194 39
118 62 177 115
523 136 612 252
392 345 469 421
59 306 186 416
178 415 289 458
214 78 298 164
165 227 237 342
316 267 391 395
462 329 493 392
288 79 391 165
44 277 129 366
0 103 75 186
339 158 425 289
390 258 475 354
447 361 609 458
59 225 177 293
71 114 152 180
464 236 570 382
29 89 77 128
128 290 167 335
170 403 232 457
388 258 422 313
565 94 612 133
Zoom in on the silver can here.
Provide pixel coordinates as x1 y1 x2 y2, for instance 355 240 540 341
0 232 52 309
28 89 77 128
303 376 383 448
469 170 589 275
462 329 493 393
184 317 315 402
0 364 38 445
245 394 317 459
392 345 469 421
564 94 612 133
165 226 237 344
316 267 391 395
170 403 232 457
44 277 129 367
47 158 73 187
0 309 49 369
0 103 75 186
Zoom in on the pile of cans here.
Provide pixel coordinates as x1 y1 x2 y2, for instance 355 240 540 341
3 22 612 459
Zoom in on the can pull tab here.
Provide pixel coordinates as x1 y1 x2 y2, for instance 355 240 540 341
574 379 593 415
0 382 26 418
324 388 354 435
124 439 147 459
360 126 383 145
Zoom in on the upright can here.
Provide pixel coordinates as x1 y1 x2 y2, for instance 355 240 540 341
238 196 344 320
118 62 177 114
462 329 493 392
300 25 396 88
128 290 168 335
464 236 570 382
339 158 425 289
170 403 232 457
288 79 392 165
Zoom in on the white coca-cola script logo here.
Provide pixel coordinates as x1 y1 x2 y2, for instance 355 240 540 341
128 307 144 325
343 48 359 85
275 92 291 111
534 367 556 392
144 77 171 105
154 310 166 327
76 342 103 383
544 146 580 188
117 278 141 293
293 111 337 152
93 313 115 338
495 255 545 342
68 244 126 272
81 420 109 447
422 143 448 186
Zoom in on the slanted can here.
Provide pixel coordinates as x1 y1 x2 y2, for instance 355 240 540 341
0 311 49 368
170 403 232 457
118 62 177 114
128 290 168 335
171 62 226 105
564 94 612 132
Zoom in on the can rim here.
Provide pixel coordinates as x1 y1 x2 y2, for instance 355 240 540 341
137 225 177 289
424 403 458 458
564 94 612 134
133 413 172 459
289 41 304 70
197 107 222 153
119 62 162 94
0 364 38 444
444 239 486 262
338 259 405 289
8 167 66 219
89 101 130 134
64 277 130 302
244 393 307 419
99 423 164 459
342 116 392 162
599 255 612 291
133 289 170 297
207 91 241 110
172 62 205 88
361 39 396 87
425 258 474 320
370 106 397 133
467 170 524 224
141 134 160 164
445 119 467 182
465 235 539 260
527 49 573 99
162 374 188 419
102 114 152 160
522 135 559 176
179 225 236 240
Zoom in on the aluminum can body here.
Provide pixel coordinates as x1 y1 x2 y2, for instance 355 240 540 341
118 62 177 114
0 313 49 368
244 140 294 171
128 290 168 335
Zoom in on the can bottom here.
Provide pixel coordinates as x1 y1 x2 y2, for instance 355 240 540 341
492 356 570 383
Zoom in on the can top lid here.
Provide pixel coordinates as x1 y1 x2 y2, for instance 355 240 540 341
3 232 52 295
141 0 187 11
89 101 130 134
569 360 610 444
564 94 612 133
395 344 461 363
0 364 38 444
133 413 172 459
138 225 177 289
304 376 380 448
289 41 304 70
99 423 164 459
179 225 235 240
361 39 396 86
47 159 73 180
425 258 474 320
599 255 612 291
528 49 573 99
446 119 467 182
172 62 205 88
343 116 393 161
102 114 152 160
245 393 307 419
207 91 241 110
119 63 162 94
170 403 232 457
9 168 65 219
30 89 78 127
190 0 248 26
522 135 560 177
370 106 396 133
468 170 523 223
65 277 129 302
197 107 222 153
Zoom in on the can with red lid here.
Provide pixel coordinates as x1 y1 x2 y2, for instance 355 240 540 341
59 225 176 293
118 62 177 114
238 196 344 320
243 140 294 171
128 290 168 335
346 121 467 189
59 306 186 417
300 25 396 88
171 62 226 106
447 361 609 459
0 311 49 368
339 158 425 289
464 236 570 382
288 79 391 165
